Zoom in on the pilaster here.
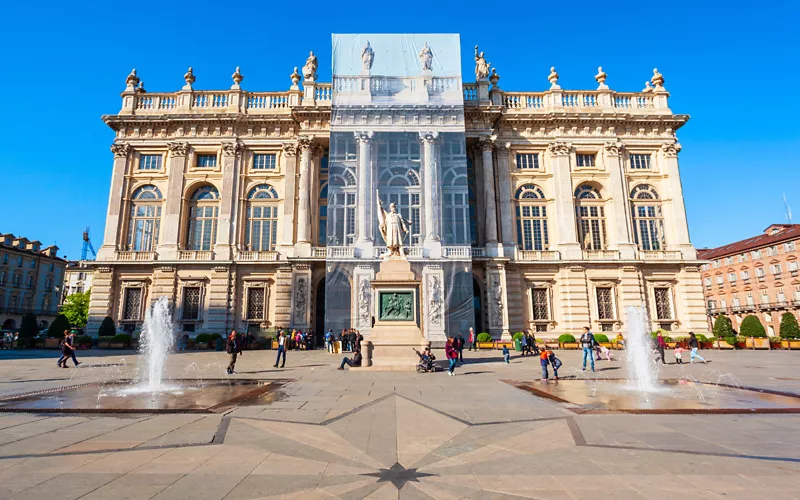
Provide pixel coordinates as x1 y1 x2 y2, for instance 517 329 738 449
548 141 581 259
661 143 696 259
86 265 115 334
273 265 293 328
290 264 312 329
495 143 515 248
604 142 637 259
295 136 315 257
157 142 188 260
278 142 298 256
421 264 446 343
557 265 591 332
206 265 233 334
353 265 376 336
355 131 375 258
420 131 442 258
215 141 242 260
486 264 509 338
478 137 500 255
99 143 130 261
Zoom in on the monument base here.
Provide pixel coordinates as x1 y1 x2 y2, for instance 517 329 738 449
362 256 429 370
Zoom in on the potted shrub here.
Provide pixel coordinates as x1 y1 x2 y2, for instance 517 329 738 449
75 335 93 349
512 332 524 351
593 333 612 348
713 315 735 349
779 313 800 350
97 336 114 348
740 315 770 349
558 333 578 349
770 336 783 350
476 332 493 349
695 334 713 349
110 334 131 349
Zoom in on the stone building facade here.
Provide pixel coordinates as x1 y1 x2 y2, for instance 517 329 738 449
699 224 800 336
62 261 94 303
0 234 65 331
87 42 708 340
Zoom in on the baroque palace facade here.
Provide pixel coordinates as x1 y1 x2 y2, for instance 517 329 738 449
88 41 707 340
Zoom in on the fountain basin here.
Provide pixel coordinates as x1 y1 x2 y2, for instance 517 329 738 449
0 379 287 414
505 379 800 414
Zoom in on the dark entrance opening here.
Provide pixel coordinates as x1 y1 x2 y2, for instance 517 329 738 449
315 277 325 346
473 278 482 332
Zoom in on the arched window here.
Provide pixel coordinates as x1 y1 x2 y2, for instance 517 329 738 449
376 163 421 246
630 184 664 251
128 185 163 251
574 184 606 250
187 186 219 251
515 184 549 250
245 184 280 251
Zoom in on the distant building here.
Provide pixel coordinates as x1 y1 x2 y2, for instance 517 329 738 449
62 261 93 303
0 233 67 330
698 224 800 336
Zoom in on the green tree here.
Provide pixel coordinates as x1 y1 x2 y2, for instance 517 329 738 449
712 315 734 339
739 315 766 337
779 313 800 339
62 289 90 328
19 313 39 340
47 314 71 338
98 316 116 337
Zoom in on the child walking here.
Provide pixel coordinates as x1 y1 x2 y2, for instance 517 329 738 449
502 344 510 364
674 346 685 364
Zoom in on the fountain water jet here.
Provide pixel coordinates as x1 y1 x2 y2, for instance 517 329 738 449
624 305 659 395
139 296 175 391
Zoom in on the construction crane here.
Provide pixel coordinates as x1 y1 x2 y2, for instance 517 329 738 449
81 227 97 261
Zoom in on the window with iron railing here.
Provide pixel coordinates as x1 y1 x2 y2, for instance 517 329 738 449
654 288 672 320
596 287 615 320
247 288 265 320
123 288 142 321
182 287 201 320
531 288 549 320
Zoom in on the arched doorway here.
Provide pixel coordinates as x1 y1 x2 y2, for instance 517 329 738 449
315 277 325 346
473 278 483 332
2 319 16 330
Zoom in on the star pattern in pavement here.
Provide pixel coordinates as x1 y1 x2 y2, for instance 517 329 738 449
360 462 438 490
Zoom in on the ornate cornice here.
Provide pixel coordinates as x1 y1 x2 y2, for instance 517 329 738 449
110 142 130 158
547 141 572 156
167 141 189 157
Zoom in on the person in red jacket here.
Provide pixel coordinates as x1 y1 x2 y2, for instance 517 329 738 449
445 337 458 376
654 331 666 365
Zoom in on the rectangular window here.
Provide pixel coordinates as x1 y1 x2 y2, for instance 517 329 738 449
752 250 762 259
247 287 265 320
755 267 765 278
704 277 711 287
713 260 720 268
2 253 7 264
531 289 549 320
196 154 217 168
654 288 672 319
516 153 539 170
746 292 754 306
17 256 22 266
595 287 614 320
770 263 782 275
575 153 595 168
728 272 736 283
49 263 54 272
741 270 750 280
139 154 162 170
253 153 277 170
122 288 142 321
629 154 651 170
761 292 770 304
725 257 734 265
30 260 36 269
716 276 724 285
535 324 548 333
778 288 787 303
785 241 796 252
182 287 201 320
789 261 798 273
766 246 775 256
721 298 727 309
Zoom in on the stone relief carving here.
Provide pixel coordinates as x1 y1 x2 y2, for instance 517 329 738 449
281 142 297 157
418 42 433 72
358 277 371 326
428 275 443 327
294 277 307 323
302 51 318 81
474 45 490 81
110 143 130 158
603 141 623 157
490 278 503 327
547 141 572 157
661 143 681 158
380 292 414 321
221 141 243 157
167 141 189 157
361 41 374 73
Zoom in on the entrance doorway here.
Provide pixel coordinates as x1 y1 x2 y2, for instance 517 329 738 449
315 277 325 346
473 278 483 332
2 319 16 330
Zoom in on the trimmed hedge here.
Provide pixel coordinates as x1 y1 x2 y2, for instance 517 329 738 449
740 315 766 338
98 336 114 342
512 332 525 341
99 317 116 337
713 315 734 339
75 335 93 346
558 334 576 343
779 313 800 339
477 332 492 342
593 334 609 343
48 315 71 338
112 334 132 344
695 334 709 343
209 333 222 342
195 333 212 343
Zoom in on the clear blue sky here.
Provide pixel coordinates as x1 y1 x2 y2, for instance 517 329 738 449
1 0 797 259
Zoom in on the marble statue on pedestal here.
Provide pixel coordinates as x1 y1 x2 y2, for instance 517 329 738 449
302 51 318 81
474 45 490 81
361 41 374 73
376 189 412 257
418 42 433 72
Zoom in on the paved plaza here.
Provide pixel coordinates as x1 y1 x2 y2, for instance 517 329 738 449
0 348 799 499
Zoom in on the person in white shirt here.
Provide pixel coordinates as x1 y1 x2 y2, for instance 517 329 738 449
273 330 287 368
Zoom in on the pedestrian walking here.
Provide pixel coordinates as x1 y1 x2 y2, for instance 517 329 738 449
456 333 465 362
57 330 80 368
520 334 528 356
688 332 706 363
502 344 510 364
445 338 458 376
674 345 685 364
655 331 667 365
468 327 476 351
273 330 287 368
226 330 242 375
580 326 596 372
529 333 540 355
325 329 333 353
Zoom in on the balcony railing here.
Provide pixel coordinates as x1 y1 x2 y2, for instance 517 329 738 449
116 251 157 261
236 250 279 261
327 246 356 259
516 250 561 261
583 250 620 260
640 250 682 260
178 250 213 261
441 246 472 259
311 247 327 259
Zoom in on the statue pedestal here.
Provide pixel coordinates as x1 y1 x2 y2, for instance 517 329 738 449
363 257 429 370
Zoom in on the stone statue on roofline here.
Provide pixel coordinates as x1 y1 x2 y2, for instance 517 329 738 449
302 51 318 81
474 45 490 81
419 42 433 72
361 41 374 73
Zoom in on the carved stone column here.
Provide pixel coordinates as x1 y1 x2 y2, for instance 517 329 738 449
604 142 637 260
290 264 311 328
98 143 130 261
355 131 374 257
495 143 515 249
422 264 446 343
479 137 499 253
215 141 242 260
279 142 298 254
420 131 441 257
547 141 581 259
660 143 696 259
295 136 314 256
353 265 375 336
486 264 509 339
157 142 189 260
